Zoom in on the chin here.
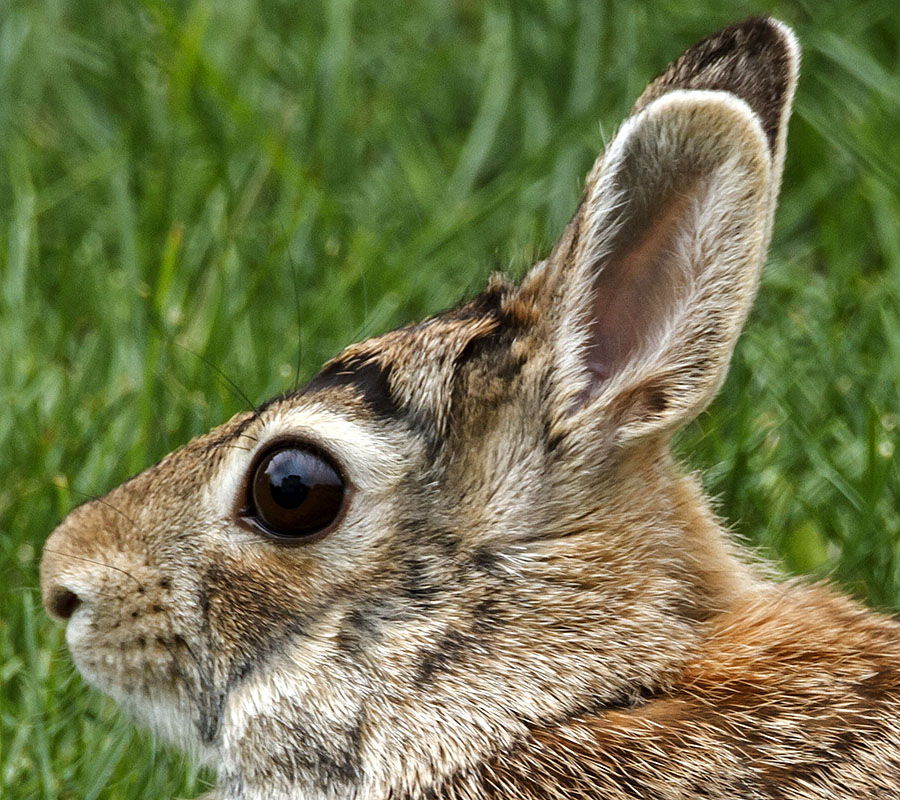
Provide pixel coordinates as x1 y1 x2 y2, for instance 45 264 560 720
66 612 220 768
117 693 221 767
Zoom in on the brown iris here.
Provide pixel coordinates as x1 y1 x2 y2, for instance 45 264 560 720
246 445 344 539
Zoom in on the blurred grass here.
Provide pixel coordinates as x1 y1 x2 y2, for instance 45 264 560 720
1 0 898 797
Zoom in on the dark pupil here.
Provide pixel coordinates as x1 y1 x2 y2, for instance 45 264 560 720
270 470 310 509
251 447 344 538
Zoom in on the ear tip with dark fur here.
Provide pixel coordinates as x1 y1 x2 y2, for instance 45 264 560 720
633 17 800 157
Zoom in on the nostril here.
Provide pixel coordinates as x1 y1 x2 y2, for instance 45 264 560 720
50 587 82 620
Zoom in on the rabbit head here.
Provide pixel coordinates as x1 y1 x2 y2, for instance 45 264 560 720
42 17 799 800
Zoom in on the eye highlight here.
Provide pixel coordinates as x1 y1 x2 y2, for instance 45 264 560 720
241 444 345 540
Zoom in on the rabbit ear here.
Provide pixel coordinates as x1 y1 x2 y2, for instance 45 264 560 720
521 18 799 441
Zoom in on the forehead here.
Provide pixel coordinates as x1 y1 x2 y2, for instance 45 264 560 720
263 302 504 430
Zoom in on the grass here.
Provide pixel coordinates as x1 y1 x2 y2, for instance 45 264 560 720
1 0 898 796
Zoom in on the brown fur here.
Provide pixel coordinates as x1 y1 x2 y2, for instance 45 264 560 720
427 586 900 799
41 18 900 800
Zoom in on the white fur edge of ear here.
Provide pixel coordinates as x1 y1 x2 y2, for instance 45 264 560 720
767 18 802 173
770 17 802 71
598 88 774 197
550 88 775 424
576 88 776 291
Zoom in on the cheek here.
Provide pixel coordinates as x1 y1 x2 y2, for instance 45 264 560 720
200 557 326 685
220 649 369 789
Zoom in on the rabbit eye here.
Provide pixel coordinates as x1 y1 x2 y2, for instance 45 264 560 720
244 445 345 540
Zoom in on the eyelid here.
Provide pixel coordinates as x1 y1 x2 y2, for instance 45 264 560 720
238 404 409 492
207 405 408 531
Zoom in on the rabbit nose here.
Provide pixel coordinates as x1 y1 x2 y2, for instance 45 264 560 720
41 515 94 622
46 585 82 620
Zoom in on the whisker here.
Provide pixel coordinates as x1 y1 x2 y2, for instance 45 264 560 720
12 584 42 595
401 258 424 322
173 341 256 412
286 230 304 391
360 260 369 332
43 546 144 589
68 489 147 537
158 636 201 715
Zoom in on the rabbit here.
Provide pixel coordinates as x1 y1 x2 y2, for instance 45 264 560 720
40 16 900 800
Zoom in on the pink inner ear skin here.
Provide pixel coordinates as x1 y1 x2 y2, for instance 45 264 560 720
585 185 695 393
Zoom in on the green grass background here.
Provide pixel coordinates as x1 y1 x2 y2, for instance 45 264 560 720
1 0 898 796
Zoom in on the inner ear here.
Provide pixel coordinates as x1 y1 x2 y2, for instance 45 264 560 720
585 173 702 386
558 92 773 435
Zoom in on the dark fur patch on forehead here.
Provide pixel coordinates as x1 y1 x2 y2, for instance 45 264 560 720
303 355 399 418
454 273 537 330
440 279 531 388
246 354 398 426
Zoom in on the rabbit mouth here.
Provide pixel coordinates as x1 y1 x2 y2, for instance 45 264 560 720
65 606 223 762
